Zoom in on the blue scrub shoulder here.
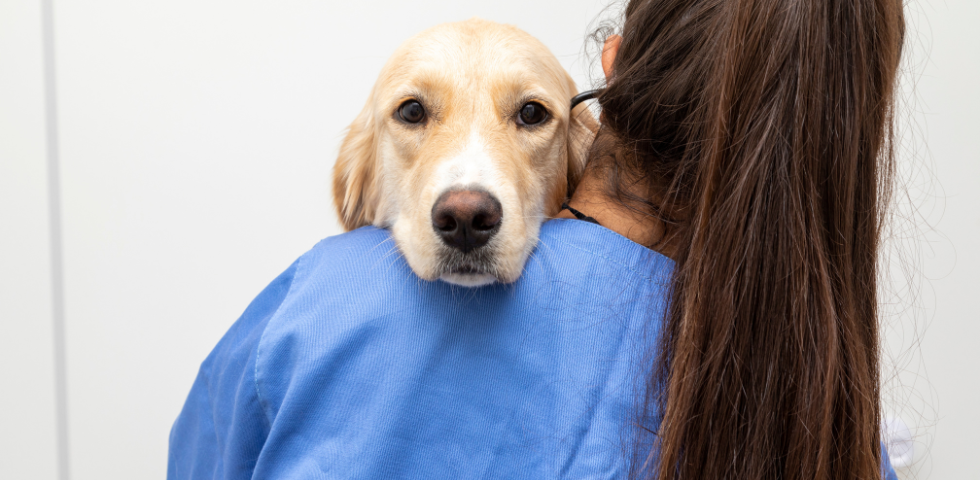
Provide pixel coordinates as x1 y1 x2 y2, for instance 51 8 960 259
168 220 899 480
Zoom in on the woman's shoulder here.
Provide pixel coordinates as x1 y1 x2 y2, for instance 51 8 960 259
536 218 674 283
290 221 674 303
250 222 674 477
171 222 676 478
258 218 676 390
300 225 405 276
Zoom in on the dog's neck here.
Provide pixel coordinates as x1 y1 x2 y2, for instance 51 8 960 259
557 166 678 260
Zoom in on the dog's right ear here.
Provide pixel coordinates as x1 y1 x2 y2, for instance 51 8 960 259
566 97 598 197
333 99 380 231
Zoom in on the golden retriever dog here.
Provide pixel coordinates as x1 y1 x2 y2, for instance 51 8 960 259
333 18 596 287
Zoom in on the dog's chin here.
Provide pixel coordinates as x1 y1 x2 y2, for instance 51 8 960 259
439 271 497 287
438 260 498 287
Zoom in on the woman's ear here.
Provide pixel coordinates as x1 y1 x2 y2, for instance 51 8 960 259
332 99 380 231
602 34 622 82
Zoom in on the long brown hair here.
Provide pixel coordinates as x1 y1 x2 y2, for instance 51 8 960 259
592 0 906 478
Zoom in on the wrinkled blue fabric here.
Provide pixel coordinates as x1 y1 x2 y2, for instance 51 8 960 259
168 219 899 480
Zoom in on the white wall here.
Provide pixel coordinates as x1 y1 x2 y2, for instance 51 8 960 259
0 0 975 478
0 1 59 478
880 1 980 478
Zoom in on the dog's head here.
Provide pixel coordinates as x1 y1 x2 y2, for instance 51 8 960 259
333 19 596 286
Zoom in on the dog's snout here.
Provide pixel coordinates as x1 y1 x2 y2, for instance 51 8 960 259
431 190 502 253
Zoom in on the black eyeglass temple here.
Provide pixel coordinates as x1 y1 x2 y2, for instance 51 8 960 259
570 89 603 110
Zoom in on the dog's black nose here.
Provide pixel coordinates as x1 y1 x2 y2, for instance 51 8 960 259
431 190 502 253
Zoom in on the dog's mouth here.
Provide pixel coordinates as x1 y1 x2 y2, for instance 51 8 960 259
448 265 482 275
436 247 499 287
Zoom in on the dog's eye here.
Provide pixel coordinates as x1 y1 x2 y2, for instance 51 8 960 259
517 102 548 126
398 100 426 124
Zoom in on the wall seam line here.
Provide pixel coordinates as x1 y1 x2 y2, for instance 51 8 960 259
41 0 70 478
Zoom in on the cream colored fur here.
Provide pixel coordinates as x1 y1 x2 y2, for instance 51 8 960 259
333 18 596 285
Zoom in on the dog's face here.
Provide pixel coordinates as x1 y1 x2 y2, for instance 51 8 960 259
333 19 596 286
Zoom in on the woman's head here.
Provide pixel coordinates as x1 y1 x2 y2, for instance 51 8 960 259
593 0 906 478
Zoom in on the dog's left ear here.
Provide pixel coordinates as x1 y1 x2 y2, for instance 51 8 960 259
565 93 598 197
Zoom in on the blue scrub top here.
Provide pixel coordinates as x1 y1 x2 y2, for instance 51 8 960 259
168 219 898 479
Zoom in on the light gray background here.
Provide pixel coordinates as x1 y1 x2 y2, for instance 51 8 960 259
1 0 975 478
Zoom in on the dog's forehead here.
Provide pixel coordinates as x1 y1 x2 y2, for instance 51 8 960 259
382 20 568 93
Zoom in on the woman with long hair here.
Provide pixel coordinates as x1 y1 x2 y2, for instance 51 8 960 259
564 0 906 478
169 1 905 478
